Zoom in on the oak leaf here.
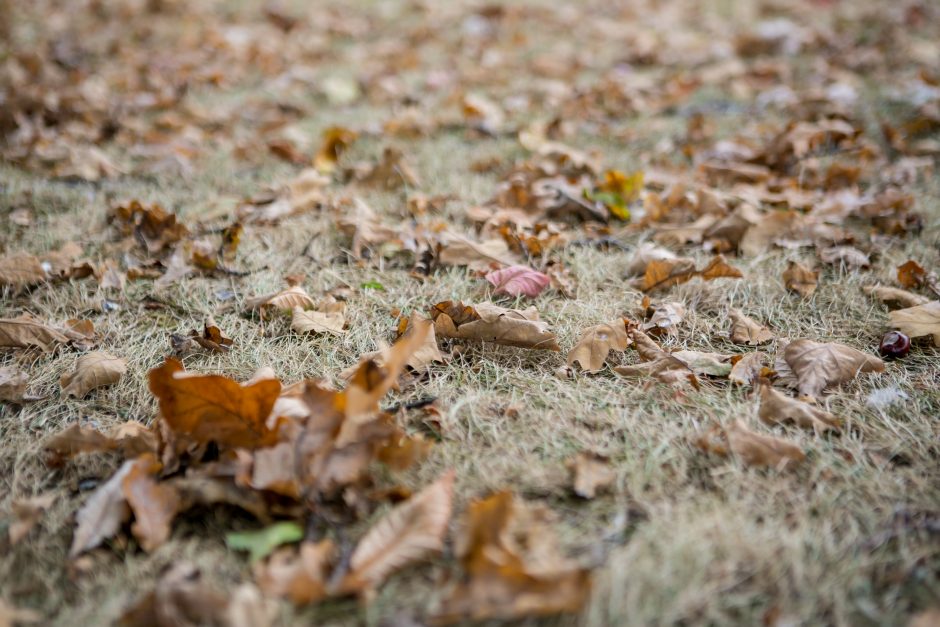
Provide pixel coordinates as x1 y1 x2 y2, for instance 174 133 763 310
774 339 884 398
148 358 283 450
566 320 630 373
337 471 455 595
888 301 940 345
60 352 127 398
729 309 774 345
0 315 69 352
758 381 841 434
431 301 559 350
484 265 551 298
782 261 818 297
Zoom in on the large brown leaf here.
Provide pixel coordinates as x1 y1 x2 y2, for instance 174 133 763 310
0 315 69 352
123 454 181 553
338 471 455 595
60 351 127 398
566 320 630 372
430 301 559 350
758 381 841 434
775 339 884 398
888 301 940 345
148 358 282 450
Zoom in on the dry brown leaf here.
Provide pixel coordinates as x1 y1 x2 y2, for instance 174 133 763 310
783 261 818 297
254 540 336 606
862 285 930 309
118 562 232 627
123 454 181 553
641 301 686 336
0 253 46 288
624 243 686 277
400 314 445 373
246 285 316 311
567 452 615 499
9 493 56 545
0 315 69 352
44 423 117 465
614 330 698 389
0 599 42 627
70 457 135 557
433 491 591 624
314 126 358 173
726 420 805 468
888 301 940 345
60 352 127 398
775 339 884 398
0 366 30 402
672 350 733 377
634 255 741 292
819 246 870 268
376 431 434 471
291 302 346 335
566 320 630 373
729 309 774 345
437 234 517 270
431 301 559 350
758 382 841 434
728 352 770 386
897 260 940 297
148 358 283 450
337 471 455 595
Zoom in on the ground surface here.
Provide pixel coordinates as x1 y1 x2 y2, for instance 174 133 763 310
1 0 939 625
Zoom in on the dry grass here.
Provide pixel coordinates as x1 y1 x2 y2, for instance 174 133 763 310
2 0 940 625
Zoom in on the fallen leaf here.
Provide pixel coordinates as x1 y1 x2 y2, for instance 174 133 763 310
123 454 180 552
758 381 841 433
696 421 805 469
782 261 818 297
314 126 357 173
431 301 560 350
227 521 304 563
897 260 940 297
819 245 870 268
0 366 30 402
623 243 686 277
728 352 770 386
44 423 117 465
254 540 336 606
60 352 127 398
118 562 232 627
566 320 630 373
291 302 346 335
729 309 774 345
9 493 56 545
634 255 741 292
0 253 46 288
190 320 234 353
246 285 316 311
641 301 686 336
484 265 551 298
338 471 455 595
148 358 283 450
567 452 615 498
775 339 885 398
888 301 940 345
70 457 135 557
672 350 733 377
0 315 69 352
862 285 930 309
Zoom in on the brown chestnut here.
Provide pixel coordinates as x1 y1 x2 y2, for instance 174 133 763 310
879 331 910 359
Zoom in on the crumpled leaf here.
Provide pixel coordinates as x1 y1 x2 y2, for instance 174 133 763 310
314 126 357 173
337 471 455 595
862 285 929 309
758 381 841 434
819 245 870 268
485 265 551 298
9 493 56 545
148 358 283 450
431 301 559 350
623 243 686 277
123 453 181 553
227 521 304 563
774 338 885 398
70 457 136 557
783 261 818 297
613 330 698 389
0 365 35 402
729 309 774 345
633 255 741 292
60 352 127 398
246 285 316 312
0 315 69 352
254 540 336 606
728 352 771 386
672 350 733 377
641 301 686 336
566 320 630 373
696 421 805 469
291 301 346 335
433 491 591 624
567 452 615 499
888 301 940 345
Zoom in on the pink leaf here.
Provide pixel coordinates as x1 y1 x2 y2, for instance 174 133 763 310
485 265 551 298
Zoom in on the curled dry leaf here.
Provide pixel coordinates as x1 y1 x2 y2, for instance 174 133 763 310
614 329 698 389
862 285 929 309
0 252 46 288
897 260 940 298
337 471 455 596
888 301 940 346
672 350 733 377
433 492 591 624
123 453 181 553
758 381 841 434
633 255 742 292
148 358 283 450
485 265 551 298
60 352 127 398
783 261 818 297
696 421 805 469
775 339 885 398
314 126 358 173
728 352 770 386
291 301 346 335
70 457 135 557
566 320 630 373
0 365 31 402
246 285 316 311
9 493 56 545
0 315 69 352
430 301 559 350
729 309 774 345
641 301 686 336
818 246 870 268
568 452 615 499
254 540 337 606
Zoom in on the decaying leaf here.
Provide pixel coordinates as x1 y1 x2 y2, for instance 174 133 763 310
60 352 127 398
696 421 805 469
728 352 770 386
633 255 742 292
774 339 885 398
758 381 841 434
566 320 630 373
148 358 283 450
484 265 551 298
862 285 930 309
246 285 316 311
431 301 559 350
291 301 346 335
433 491 591 623
567 452 615 499
338 471 455 595
641 301 686 336
783 261 818 297
0 253 46 288
9 493 56 545
0 315 69 352
123 454 181 553
729 309 774 345
888 301 940 345
70 457 136 557
0 366 32 402
254 540 336 606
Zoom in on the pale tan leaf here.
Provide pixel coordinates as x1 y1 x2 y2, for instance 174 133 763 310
641 302 686 336
729 309 774 345
70 458 135 557
568 453 615 499
782 261 818 297
672 350 733 377
291 305 346 335
0 253 46 287
758 382 841 434
431 301 559 350
862 285 929 309
776 339 884 398
60 352 127 398
728 352 769 386
726 420 805 469
888 301 940 345
566 320 630 372
0 315 69 352
247 285 316 311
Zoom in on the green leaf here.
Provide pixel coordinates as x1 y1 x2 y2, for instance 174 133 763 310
225 521 304 563
360 280 385 290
